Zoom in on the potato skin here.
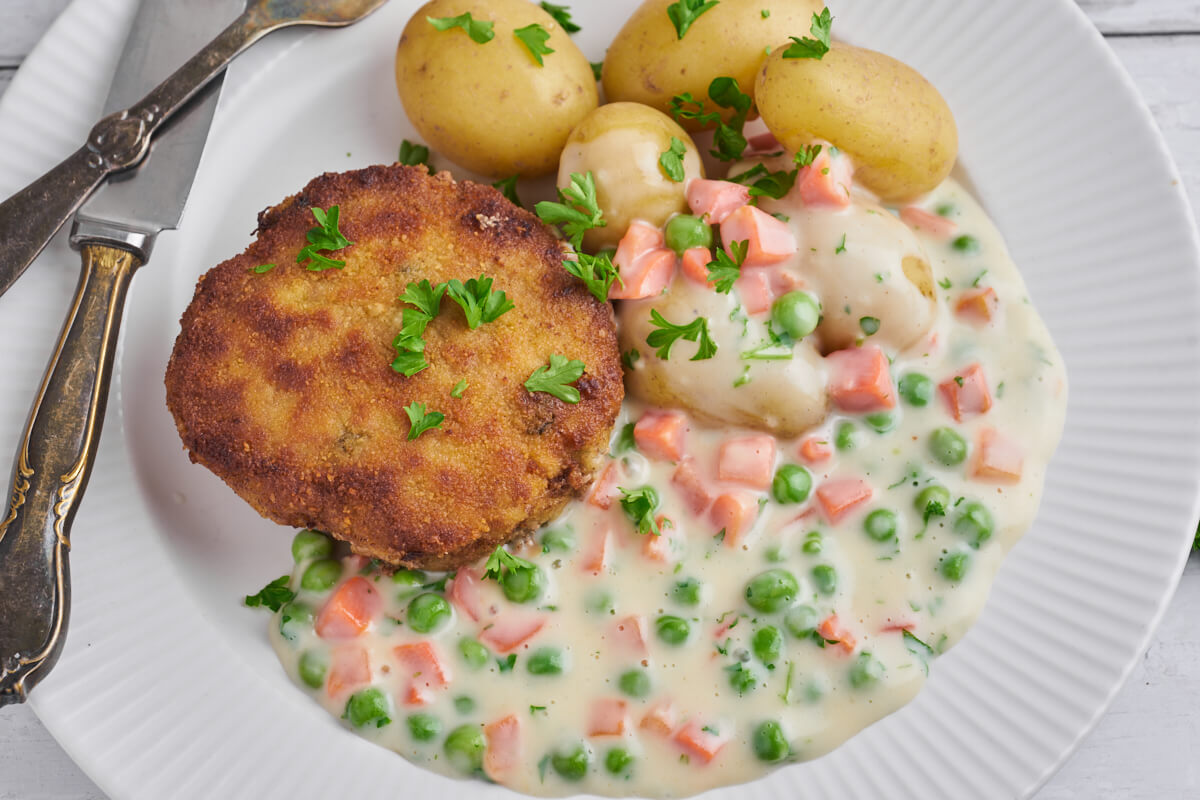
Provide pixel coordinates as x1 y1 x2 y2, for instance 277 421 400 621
558 102 703 251
601 0 823 131
395 0 598 177
755 43 958 201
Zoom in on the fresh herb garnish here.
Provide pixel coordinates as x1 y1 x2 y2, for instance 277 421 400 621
646 310 717 361
400 279 447 318
971 269 988 287
483 544 538 582
794 143 823 167
860 316 880 336
427 13 495 44
530 704 548 714
619 486 666 535
514 23 555 65
498 653 518 672
659 136 689 183
244 575 294 612
621 348 640 369
563 251 621 303
445 275 514 329
250 263 276 274
403 402 445 440
392 280 446 377
398 139 430 167
534 172 606 249
668 92 722 128
783 7 833 60
539 2 580 32
938 276 953 290
613 422 637 454
525 354 586 403
451 379 468 398
492 175 522 206
835 233 847 254
705 240 748 293
297 206 353 271
728 163 797 199
589 60 603 81
667 0 720 39
706 77 752 161
903 629 934 675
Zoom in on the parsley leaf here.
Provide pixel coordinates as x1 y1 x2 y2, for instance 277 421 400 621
659 136 689 183
938 276 953 290
400 279 447 317
391 347 429 378
403 402 445 440
539 2 580 32
668 92 721 128
794 143 823 167
706 240 747 293
492 175 522 206
535 172 606 249
392 280 446 377
427 13 495 44
563 250 621 304
667 0 720 40
589 60 603 81
836 233 847 254
728 163 796 199
398 139 430 167
483 544 538 582
783 7 833 60
646 309 717 360
250 263 276 274
524 354 586 403
451 379 468 398
619 486 665 535
706 77 752 161
514 23 555 66
244 575 295 612
708 76 752 116
297 206 353 271
445 275 514 329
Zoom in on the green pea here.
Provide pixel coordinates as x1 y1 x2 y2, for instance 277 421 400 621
459 638 490 670
744 569 799 613
848 653 884 689
656 615 691 645
811 564 838 596
541 527 575 553
784 605 819 638
941 551 971 581
952 234 981 253
527 648 567 676
298 650 328 689
501 564 546 604
864 411 897 434
391 568 427 589
954 501 994 547
753 720 790 762
454 695 476 714
765 544 787 563
278 601 314 642
929 427 968 466
664 214 714 255
344 688 391 728
771 291 821 339
618 669 652 698
604 747 635 775
407 713 441 742
835 421 863 451
801 531 822 555
915 485 951 516
301 559 342 592
863 509 899 542
752 626 784 664
771 464 813 504
898 373 934 407
551 742 592 781
444 724 486 774
673 577 703 606
292 529 333 563
805 678 828 703
587 590 614 614
728 663 759 694
407 593 452 633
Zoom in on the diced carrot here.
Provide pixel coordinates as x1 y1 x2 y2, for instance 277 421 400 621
939 363 992 422
639 700 677 736
718 435 777 490
405 682 433 706
734 268 775 315
827 345 896 413
587 460 621 510
674 720 730 764
610 247 675 300
449 566 485 622
611 615 648 654
686 179 750 224
815 478 873 523
680 246 713 285
483 714 522 781
479 613 546 653
799 436 832 464
817 614 857 653
797 147 853 208
393 641 451 689
900 206 958 239
971 426 1024 483
721 205 798 268
581 524 612 575
710 491 760 547
314 576 381 640
642 519 677 563
634 409 687 462
325 646 370 699
672 457 715 514
955 287 999 324
748 131 781 152
588 698 630 737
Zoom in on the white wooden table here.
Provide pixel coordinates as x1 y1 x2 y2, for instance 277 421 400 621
0 1 1198 797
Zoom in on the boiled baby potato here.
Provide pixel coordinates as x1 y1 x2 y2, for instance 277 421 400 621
395 0 598 177
602 0 824 131
558 102 703 251
755 43 958 201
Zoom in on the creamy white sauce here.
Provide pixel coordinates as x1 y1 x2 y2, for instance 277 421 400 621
266 175 1067 797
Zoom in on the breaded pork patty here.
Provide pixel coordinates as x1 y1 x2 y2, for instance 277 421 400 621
165 165 622 569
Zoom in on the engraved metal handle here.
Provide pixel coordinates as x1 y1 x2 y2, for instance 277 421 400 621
0 244 140 705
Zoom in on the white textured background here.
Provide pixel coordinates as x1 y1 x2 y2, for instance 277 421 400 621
0 0 1197 797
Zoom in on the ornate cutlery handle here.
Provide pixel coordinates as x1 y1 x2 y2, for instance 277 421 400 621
0 244 140 705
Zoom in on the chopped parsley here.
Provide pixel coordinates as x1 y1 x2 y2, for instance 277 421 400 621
646 309 717 361
706 77 752 161
524 354 586 403
244 575 294 612
794 143 823 167
539 2 580 32
403 402 445 440
952 234 981 253
621 348 641 369
392 279 446 377
666 0 719 39
728 163 796 200
492 175 522 206
400 278 447 318
483 544 538 583
783 7 833 59
659 136 689 183
398 139 430 167
445 275 514 329
619 486 666 535
426 12 495 44
705 240 748 293
530 704 548 714
563 250 621 303
971 269 989 287
761 9 770 18
938 276 953 290
451 379 468 398
498 653 517 672
250 263 276 274
297 205 353 271
668 92 721 128
514 23 555 65
613 422 637 454
860 316 880 336
534 171 606 249
835 233 847 254
589 60 603 81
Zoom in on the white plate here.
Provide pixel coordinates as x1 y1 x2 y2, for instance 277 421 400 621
2 1 1198 798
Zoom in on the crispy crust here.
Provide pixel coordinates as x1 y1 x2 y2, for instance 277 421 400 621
165 165 622 569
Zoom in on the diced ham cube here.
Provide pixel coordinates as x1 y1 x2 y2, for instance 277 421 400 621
686 179 750 224
639 700 677 736
827 345 896 413
720 204 798 268
680 246 713 285
734 268 776 315
610 247 675 300
748 131 781 152
588 698 630 737
674 720 730 764
971 426 1024 483
449 566 485 622
672 457 715 514
326 646 370 699
314 576 381 640
797 147 853 208
580 524 612 576
799 436 832 464
710 491 760 546
817 614 856 654
479 614 546 653
939 363 992 421
816 478 873 523
587 460 621 510
955 287 999 324
634 409 687 462
394 641 451 690
484 715 522 781
900 206 958 239
642 519 678 563
611 615 648 654
718 435 776 489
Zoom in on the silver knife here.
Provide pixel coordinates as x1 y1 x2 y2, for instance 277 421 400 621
0 0 242 705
